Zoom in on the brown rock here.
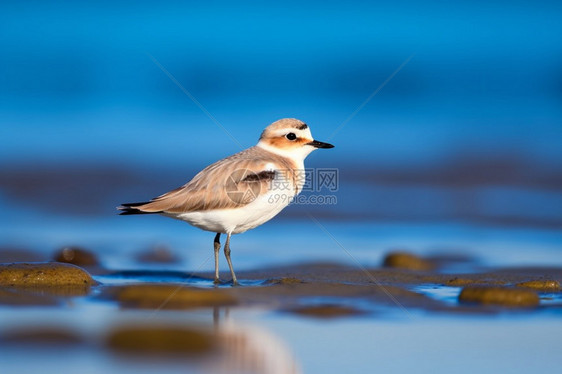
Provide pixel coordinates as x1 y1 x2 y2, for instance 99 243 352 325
54 247 99 267
0 262 95 287
516 280 560 291
459 286 539 307
135 245 179 264
107 326 215 355
114 284 237 309
383 251 434 271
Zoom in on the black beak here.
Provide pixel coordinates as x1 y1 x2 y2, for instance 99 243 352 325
307 140 334 149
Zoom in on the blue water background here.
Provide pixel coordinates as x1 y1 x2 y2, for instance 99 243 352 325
1 3 562 373
1 0 561 252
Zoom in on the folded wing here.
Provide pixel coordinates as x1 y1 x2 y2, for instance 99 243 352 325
118 147 294 215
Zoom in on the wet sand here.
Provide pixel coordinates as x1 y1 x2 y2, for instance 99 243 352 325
0 247 561 374
1 249 560 314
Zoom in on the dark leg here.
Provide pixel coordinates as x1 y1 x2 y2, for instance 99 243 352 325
213 233 221 284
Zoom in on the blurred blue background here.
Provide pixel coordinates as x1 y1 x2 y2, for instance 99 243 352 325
2 4 562 373
1 0 562 255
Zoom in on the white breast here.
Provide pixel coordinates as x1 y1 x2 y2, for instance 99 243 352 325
172 167 300 234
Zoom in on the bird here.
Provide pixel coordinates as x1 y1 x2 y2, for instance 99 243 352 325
118 118 334 285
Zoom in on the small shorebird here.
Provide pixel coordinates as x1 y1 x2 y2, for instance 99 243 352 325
118 118 334 285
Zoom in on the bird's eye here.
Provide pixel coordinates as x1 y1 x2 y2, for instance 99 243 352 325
286 133 297 141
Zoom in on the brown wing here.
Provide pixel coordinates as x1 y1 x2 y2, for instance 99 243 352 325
120 146 296 214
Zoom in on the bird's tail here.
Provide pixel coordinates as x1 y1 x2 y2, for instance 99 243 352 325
117 202 159 215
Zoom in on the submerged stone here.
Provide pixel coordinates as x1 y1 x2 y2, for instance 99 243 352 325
113 284 237 309
383 251 434 271
516 280 560 291
106 326 215 355
458 286 539 307
0 262 95 287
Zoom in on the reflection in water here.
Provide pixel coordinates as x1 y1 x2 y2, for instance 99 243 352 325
0 305 301 374
210 307 302 374
412 285 462 306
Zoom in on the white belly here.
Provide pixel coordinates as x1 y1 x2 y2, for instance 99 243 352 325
170 188 296 234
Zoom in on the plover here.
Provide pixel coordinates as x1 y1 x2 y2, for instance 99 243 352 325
118 118 334 285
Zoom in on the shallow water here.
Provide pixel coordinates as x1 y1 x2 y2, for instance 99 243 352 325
2 1 562 372
2 170 562 374
1 268 561 374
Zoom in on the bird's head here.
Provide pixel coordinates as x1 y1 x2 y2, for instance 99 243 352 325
257 118 334 162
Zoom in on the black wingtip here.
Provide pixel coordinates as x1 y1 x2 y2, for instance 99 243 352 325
117 202 156 215
118 208 143 215
120 202 151 208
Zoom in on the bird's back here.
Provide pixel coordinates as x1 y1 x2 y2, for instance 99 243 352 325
119 146 299 215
